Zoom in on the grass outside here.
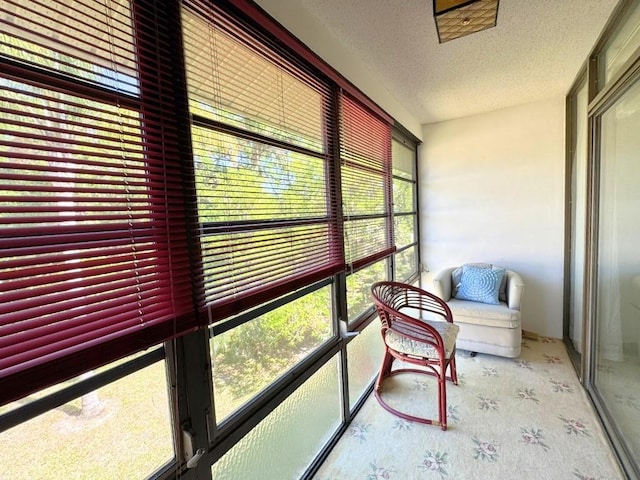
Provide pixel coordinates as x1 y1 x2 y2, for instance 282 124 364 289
0 361 173 480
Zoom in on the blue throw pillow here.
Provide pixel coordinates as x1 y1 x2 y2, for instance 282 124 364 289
454 265 505 305
451 263 507 301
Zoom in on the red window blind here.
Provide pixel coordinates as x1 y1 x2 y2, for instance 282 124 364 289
0 0 196 404
219 0 394 127
340 94 394 271
182 1 343 321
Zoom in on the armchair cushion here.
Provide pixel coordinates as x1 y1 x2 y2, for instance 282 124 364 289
454 265 505 305
446 299 520 328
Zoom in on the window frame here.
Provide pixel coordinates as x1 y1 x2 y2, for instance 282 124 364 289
391 129 421 284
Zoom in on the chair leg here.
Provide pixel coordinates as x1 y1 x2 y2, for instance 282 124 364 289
438 362 447 431
449 354 458 385
375 349 394 391
374 350 455 430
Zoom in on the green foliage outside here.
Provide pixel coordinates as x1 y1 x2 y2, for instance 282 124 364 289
211 286 332 420
346 260 388 323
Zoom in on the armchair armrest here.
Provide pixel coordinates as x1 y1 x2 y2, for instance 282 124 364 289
432 267 456 301
506 271 525 310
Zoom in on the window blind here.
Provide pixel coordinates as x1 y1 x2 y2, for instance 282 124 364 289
340 94 394 271
217 0 394 126
0 0 196 404
182 1 343 321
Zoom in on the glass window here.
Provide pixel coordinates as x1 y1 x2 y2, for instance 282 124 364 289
347 321 384 410
211 356 341 479
392 137 415 180
391 137 419 282
182 4 339 321
597 0 640 90
393 176 415 213
394 215 416 248
395 245 419 283
0 350 154 417
0 0 194 403
0 0 138 93
0 356 173 480
210 286 333 422
346 260 388 323
340 95 393 270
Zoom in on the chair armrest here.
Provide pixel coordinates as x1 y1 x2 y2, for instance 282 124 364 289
432 267 456 301
506 271 525 310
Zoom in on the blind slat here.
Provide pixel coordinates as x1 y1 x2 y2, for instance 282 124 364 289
183 2 342 321
0 0 197 404
340 94 393 268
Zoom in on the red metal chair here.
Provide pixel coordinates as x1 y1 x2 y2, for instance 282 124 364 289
371 281 459 430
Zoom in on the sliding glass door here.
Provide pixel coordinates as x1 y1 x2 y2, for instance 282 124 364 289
593 74 640 467
564 2 640 476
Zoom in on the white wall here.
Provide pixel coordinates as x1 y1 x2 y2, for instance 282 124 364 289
253 0 422 140
420 98 566 338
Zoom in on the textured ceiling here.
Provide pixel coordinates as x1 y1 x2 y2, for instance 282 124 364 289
290 0 619 124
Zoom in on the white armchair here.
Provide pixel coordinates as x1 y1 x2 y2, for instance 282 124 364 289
432 265 525 358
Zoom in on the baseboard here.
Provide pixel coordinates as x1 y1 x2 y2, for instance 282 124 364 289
522 330 539 340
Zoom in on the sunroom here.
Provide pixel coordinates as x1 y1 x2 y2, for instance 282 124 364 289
0 0 639 479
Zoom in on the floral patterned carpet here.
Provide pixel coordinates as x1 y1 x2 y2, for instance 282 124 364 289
313 338 625 480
